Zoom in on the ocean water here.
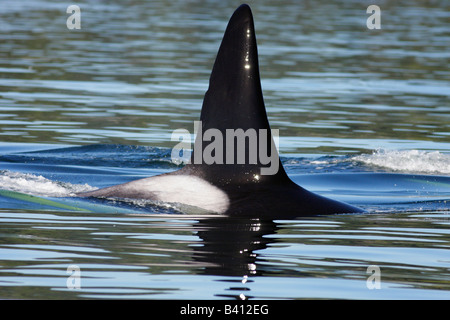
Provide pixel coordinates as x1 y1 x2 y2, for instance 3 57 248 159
0 0 449 300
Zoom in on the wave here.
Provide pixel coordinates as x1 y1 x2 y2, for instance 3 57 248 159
352 149 450 175
1 145 448 214
0 170 96 197
282 149 450 176
0 144 178 169
2 144 448 176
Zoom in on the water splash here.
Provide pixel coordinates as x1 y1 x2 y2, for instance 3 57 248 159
352 150 450 175
0 170 96 197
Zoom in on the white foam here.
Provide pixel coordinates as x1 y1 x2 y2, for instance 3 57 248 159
352 149 450 175
0 170 96 197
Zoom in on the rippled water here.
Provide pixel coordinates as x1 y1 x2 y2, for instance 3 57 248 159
0 210 449 299
0 0 449 300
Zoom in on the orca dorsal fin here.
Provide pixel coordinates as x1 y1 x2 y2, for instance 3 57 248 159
200 4 268 133
78 4 365 216
187 4 290 186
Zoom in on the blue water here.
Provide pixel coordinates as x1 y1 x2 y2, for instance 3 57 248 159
0 143 449 299
0 0 449 299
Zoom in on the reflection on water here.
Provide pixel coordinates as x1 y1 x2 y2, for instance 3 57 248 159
193 217 278 278
0 210 449 299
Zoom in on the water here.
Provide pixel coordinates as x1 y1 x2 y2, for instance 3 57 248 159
0 0 449 300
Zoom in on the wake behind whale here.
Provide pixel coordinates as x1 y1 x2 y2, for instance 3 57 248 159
78 4 364 217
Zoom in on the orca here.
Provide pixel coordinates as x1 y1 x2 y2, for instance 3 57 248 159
78 4 364 217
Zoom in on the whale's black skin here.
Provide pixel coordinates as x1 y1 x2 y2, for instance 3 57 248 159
79 4 364 217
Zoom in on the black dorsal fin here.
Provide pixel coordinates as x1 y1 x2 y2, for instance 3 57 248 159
79 4 365 216
200 4 268 133
186 4 290 186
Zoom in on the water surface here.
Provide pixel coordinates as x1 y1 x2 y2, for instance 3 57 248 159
0 0 449 300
